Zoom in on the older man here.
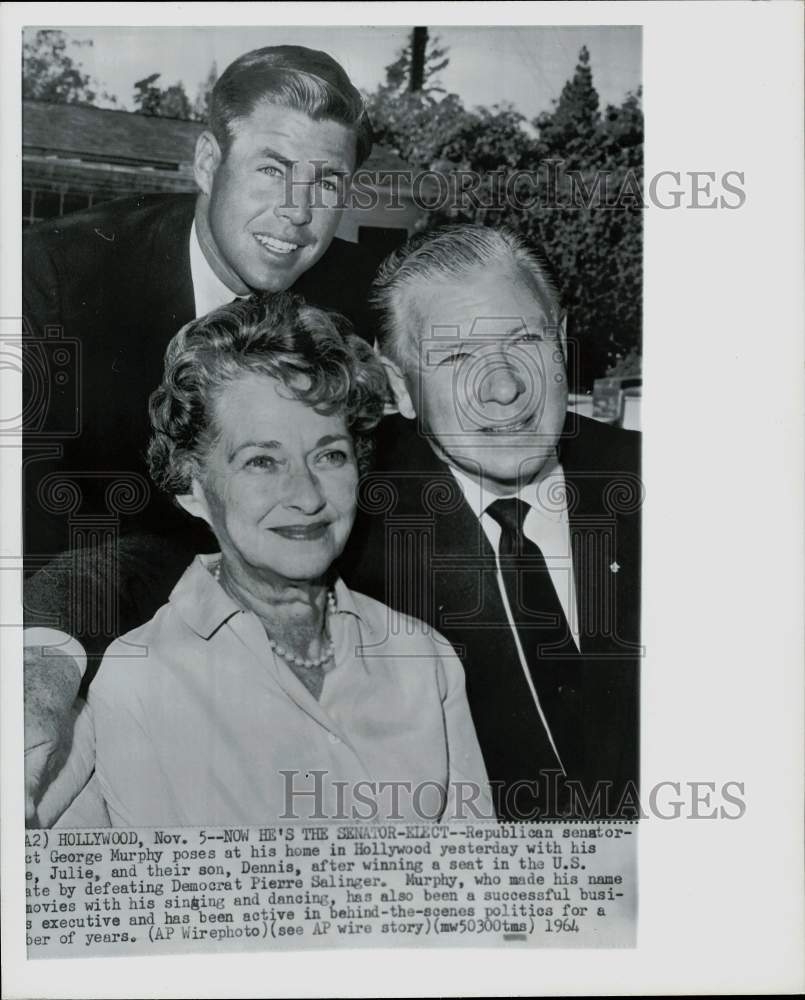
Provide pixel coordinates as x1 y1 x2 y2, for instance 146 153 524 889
23 45 376 823
340 224 642 821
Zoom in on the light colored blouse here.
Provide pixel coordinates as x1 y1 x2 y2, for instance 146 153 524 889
89 555 492 826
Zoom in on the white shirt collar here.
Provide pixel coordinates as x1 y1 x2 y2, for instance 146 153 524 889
188 219 245 318
448 453 570 524
171 555 372 641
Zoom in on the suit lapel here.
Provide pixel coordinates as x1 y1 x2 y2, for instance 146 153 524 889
388 428 510 648
560 413 637 656
144 196 197 335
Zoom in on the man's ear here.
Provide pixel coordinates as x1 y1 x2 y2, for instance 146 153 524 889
377 353 416 420
193 131 222 196
175 478 212 527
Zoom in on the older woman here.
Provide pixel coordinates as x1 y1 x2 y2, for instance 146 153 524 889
88 294 491 825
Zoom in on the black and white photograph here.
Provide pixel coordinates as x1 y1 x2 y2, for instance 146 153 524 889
2 2 803 996
19 22 643 831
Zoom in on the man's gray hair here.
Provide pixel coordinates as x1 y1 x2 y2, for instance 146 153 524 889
371 224 560 370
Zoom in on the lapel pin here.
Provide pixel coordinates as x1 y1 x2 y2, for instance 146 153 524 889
610 561 620 574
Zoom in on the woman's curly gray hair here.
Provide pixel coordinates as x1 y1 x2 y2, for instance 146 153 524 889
148 293 387 494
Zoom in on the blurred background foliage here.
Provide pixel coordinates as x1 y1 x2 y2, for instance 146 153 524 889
368 36 643 389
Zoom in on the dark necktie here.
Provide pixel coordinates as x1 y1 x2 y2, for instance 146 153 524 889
484 498 584 804
486 497 575 657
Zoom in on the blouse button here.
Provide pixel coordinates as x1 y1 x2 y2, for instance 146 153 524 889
328 733 340 744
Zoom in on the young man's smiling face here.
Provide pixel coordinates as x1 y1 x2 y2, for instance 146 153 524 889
397 261 569 494
194 101 356 294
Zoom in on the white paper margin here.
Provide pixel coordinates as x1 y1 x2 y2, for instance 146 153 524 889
2 2 803 997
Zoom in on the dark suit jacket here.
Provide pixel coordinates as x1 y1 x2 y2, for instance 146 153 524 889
339 412 642 819
22 193 379 564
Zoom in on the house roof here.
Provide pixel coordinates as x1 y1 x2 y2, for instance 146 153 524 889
22 99 416 177
23 99 202 168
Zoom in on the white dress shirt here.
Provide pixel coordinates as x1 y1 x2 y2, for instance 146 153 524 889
188 218 247 318
448 454 580 773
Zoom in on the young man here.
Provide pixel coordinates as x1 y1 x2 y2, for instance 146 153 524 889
24 44 374 562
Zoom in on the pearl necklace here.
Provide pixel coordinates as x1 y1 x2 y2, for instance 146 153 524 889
211 560 336 670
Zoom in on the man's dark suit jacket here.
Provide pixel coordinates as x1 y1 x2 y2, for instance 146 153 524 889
23 193 379 565
339 412 642 820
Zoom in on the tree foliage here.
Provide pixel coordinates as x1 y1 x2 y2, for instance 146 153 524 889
525 47 643 386
133 73 196 119
22 29 115 105
367 31 459 163
382 30 449 95
367 43 643 388
132 64 217 121
192 62 218 122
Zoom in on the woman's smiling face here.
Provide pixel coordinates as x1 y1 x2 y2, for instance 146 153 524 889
188 371 359 586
